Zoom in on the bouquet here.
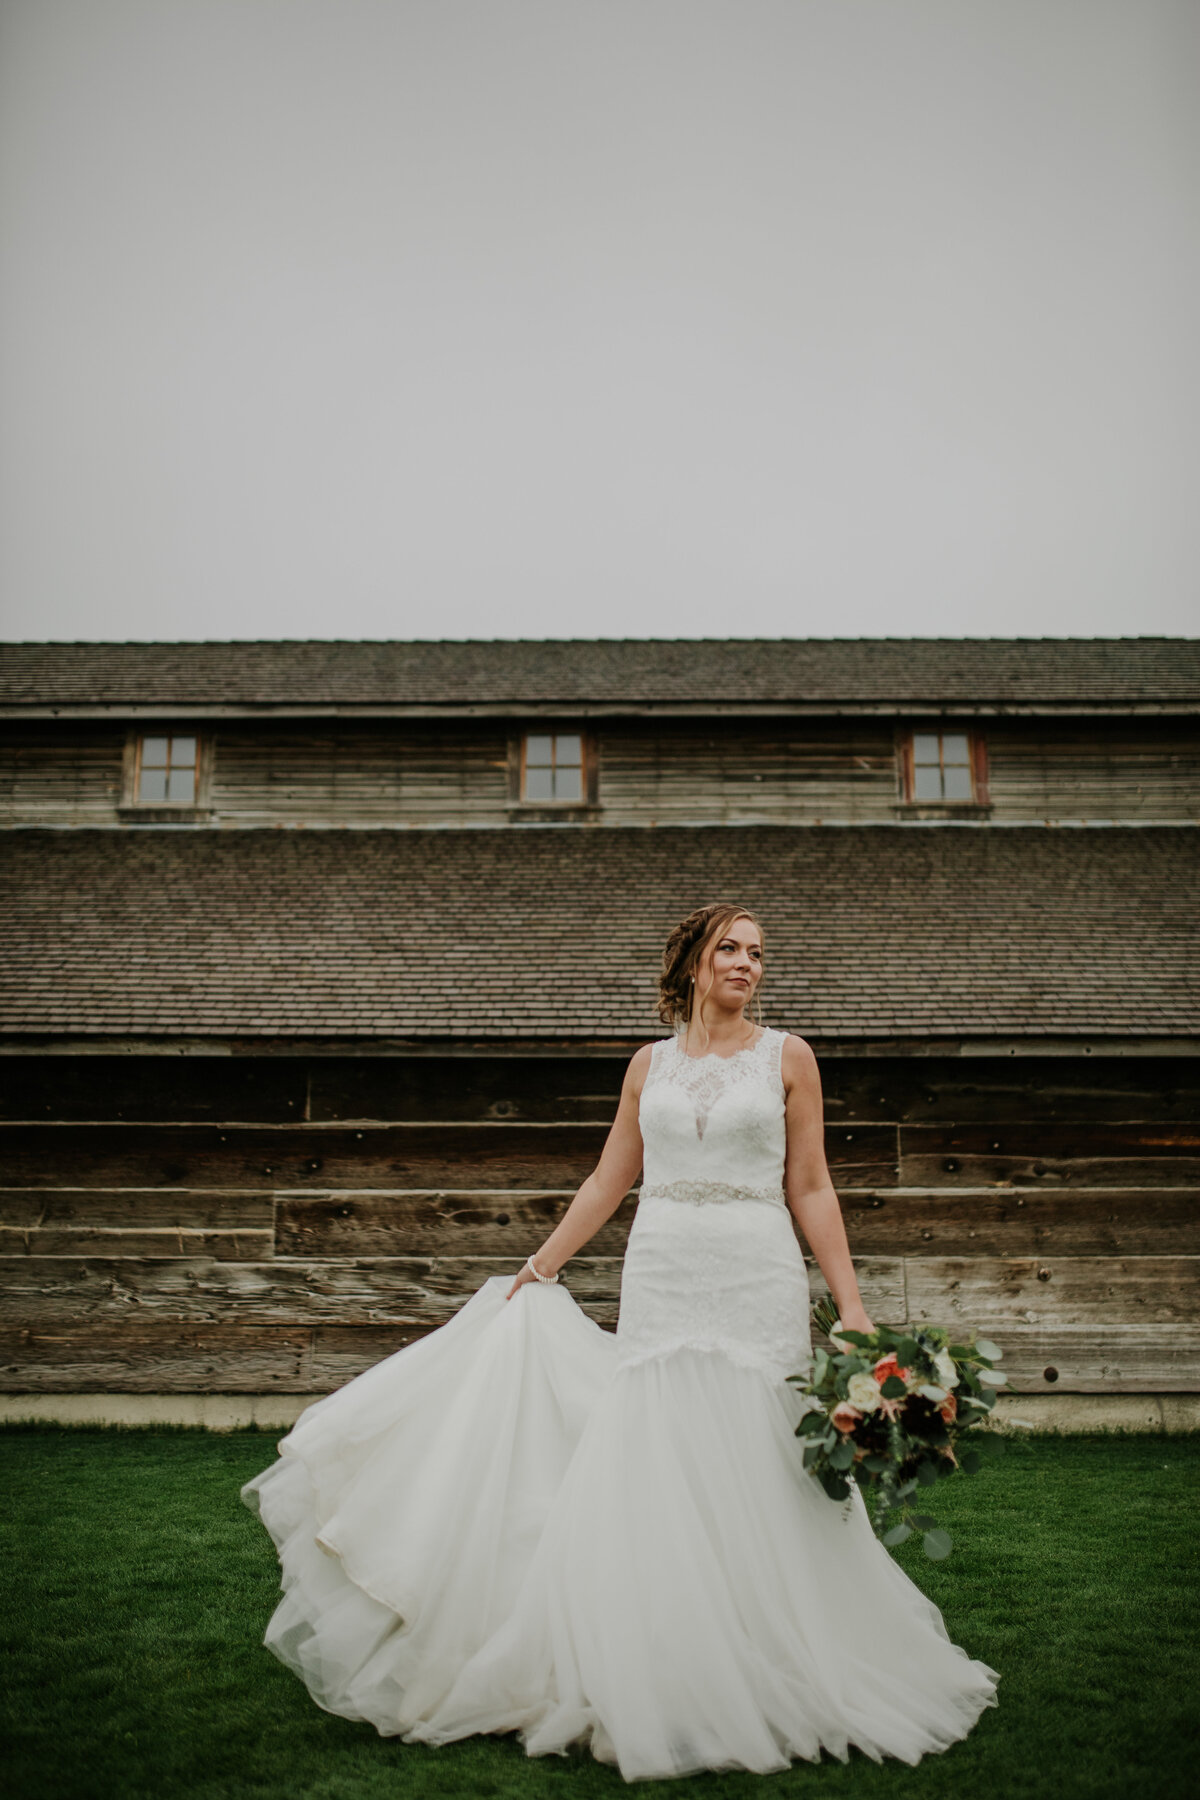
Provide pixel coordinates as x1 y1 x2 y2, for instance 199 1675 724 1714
787 1296 1008 1559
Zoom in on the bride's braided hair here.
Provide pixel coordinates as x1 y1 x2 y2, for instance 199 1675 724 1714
657 901 765 1028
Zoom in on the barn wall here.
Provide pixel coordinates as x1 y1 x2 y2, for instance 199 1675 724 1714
2 720 1199 826
2 1052 1197 1397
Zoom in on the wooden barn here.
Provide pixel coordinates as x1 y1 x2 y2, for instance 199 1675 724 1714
1 636 1197 1428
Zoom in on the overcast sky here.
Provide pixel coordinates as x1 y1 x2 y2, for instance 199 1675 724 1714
0 0 1196 644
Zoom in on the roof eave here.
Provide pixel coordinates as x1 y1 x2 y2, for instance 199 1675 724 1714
3 700 1198 722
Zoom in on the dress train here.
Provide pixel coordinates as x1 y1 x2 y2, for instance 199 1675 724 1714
242 1275 999 1781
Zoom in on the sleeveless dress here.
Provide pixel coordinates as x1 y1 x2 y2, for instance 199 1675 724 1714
241 1026 999 1781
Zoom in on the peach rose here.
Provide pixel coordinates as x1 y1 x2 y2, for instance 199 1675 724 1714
873 1353 913 1387
939 1392 958 1425
831 1401 862 1434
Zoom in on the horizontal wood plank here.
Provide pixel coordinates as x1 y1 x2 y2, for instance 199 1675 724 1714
0 1324 357 1392
0 1189 273 1229
901 1154 1200 1189
901 1122 1200 1188
951 1327 1200 1393
2 1321 1196 1395
839 1188 1200 1256
821 1059 1200 1126
0 1123 899 1190
0 1227 273 1260
904 1255 1200 1329
0 1253 906 1328
308 1058 627 1124
275 1190 634 1257
0 1059 306 1124
0 1254 621 1326
6 1055 1198 1128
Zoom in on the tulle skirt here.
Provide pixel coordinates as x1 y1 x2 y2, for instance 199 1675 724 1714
241 1277 999 1782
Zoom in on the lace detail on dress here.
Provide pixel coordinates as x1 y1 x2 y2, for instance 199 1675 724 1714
640 1178 786 1210
619 1025 808 1382
656 1028 779 1139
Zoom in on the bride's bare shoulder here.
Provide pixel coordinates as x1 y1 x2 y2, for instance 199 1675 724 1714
623 1040 657 1096
779 1031 821 1091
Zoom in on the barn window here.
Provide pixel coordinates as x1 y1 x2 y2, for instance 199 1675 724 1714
900 729 987 804
134 735 199 804
521 732 585 803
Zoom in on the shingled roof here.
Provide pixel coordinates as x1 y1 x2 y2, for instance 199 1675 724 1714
1 826 1194 1042
2 637 1197 713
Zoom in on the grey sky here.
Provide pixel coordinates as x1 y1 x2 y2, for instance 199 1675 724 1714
1 0 1196 643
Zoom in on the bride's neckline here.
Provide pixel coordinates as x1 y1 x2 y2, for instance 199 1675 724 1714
674 1026 767 1064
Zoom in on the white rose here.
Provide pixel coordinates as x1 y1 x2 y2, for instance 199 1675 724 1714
846 1373 883 1412
933 1350 959 1390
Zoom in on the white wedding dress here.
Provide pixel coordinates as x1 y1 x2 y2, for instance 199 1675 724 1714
242 1027 999 1781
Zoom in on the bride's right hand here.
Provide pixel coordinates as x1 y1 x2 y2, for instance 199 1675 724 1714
506 1263 538 1300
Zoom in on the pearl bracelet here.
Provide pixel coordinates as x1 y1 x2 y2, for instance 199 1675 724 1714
526 1254 559 1285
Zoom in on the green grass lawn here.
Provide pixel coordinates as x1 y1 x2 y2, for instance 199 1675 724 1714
1 1428 1196 1800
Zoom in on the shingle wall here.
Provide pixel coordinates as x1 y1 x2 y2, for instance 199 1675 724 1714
0 824 1195 1040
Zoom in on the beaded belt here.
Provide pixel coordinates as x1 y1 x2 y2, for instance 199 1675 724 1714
640 1179 787 1210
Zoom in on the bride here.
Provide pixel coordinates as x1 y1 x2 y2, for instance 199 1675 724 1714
242 901 999 1781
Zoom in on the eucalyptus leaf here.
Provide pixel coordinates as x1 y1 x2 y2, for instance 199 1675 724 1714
829 1440 855 1472
916 1460 940 1487
908 1513 938 1531
863 1455 889 1472
880 1375 907 1399
977 1368 1009 1386
922 1528 953 1560
975 1339 1003 1362
961 1450 982 1475
882 1522 912 1547
896 1338 921 1365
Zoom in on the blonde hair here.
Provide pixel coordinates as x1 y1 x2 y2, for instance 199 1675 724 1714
657 902 765 1042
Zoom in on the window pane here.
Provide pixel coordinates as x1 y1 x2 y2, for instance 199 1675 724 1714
524 765 554 800
138 767 168 801
942 763 973 801
166 767 196 804
525 734 554 767
942 733 970 765
912 764 943 801
141 737 169 767
555 733 582 767
912 732 940 764
171 736 197 767
553 766 582 802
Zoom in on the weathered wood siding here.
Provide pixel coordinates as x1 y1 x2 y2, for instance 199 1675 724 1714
2 1053 1196 1396
595 724 899 822
1 721 1198 825
985 728 1200 821
0 727 125 822
207 727 512 824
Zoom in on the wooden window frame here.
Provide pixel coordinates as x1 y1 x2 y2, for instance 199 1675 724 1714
119 730 213 821
509 728 598 812
897 726 990 811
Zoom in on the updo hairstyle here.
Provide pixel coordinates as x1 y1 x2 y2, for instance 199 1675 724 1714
657 901 765 1030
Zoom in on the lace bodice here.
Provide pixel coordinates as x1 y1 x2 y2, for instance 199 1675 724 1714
617 1023 810 1380
638 1026 787 1208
